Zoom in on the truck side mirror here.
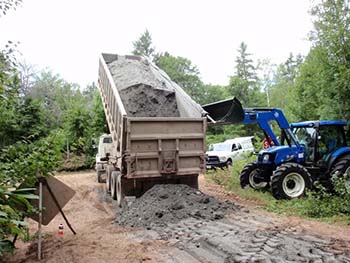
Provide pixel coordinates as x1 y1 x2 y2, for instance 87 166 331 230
92 139 97 149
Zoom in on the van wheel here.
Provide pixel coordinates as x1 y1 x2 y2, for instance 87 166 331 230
226 159 232 167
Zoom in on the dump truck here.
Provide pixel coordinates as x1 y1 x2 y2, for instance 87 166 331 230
98 53 207 206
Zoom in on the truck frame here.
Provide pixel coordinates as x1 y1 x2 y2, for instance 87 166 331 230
98 53 207 206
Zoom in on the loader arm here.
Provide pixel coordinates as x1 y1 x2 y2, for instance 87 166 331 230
203 98 299 147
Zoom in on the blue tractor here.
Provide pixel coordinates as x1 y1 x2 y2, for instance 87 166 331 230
203 98 350 199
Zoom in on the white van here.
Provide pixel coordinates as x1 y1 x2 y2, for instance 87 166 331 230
206 136 254 168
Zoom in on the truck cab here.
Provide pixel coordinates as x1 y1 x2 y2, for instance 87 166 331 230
95 134 113 182
206 137 254 169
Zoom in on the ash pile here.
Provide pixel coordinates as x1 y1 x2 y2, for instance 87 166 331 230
115 184 239 229
106 55 204 118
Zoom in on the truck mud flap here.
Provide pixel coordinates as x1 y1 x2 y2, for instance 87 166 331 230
202 97 244 125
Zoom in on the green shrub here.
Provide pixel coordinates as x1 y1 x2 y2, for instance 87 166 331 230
0 138 60 256
206 156 350 223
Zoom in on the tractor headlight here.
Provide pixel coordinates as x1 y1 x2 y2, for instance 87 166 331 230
262 154 270 163
220 156 227 162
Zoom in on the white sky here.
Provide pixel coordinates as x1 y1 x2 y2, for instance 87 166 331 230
0 0 313 87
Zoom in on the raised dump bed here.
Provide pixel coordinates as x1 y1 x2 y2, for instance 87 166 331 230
98 53 207 206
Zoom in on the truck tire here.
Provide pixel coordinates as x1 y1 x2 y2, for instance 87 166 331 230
96 169 104 183
240 162 268 190
271 163 311 199
106 165 115 193
226 159 232 167
110 171 118 200
116 172 124 207
331 156 350 191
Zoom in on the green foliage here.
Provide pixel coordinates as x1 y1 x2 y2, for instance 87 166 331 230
132 29 155 59
293 0 350 120
200 84 230 105
228 42 264 107
267 53 303 122
155 52 206 103
0 138 60 256
207 157 350 223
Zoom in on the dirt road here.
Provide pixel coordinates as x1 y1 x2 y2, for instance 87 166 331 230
8 171 350 263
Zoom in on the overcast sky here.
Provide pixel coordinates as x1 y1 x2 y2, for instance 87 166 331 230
0 0 313 87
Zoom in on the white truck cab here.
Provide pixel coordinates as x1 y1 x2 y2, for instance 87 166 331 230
206 136 254 169
95 134 113 182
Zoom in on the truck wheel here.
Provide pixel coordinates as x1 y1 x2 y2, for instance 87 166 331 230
271 163 311 199
96 169 104 183
116 172 124 207
240 162 268 190
226 159 233 167
111 171 118 200
331 156 350 191
106 165 115 193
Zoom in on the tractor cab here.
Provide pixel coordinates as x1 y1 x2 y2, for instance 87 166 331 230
291 121 348 166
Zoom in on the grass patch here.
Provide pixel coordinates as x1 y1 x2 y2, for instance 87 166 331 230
205 158 350 225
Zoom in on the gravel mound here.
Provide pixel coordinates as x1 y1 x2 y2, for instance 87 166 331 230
108 57 180 117
119 84 179 117
116 184 239 229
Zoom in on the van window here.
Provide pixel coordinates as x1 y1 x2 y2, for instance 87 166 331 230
237 143 242 150
231 144 237 151
103 137 113 143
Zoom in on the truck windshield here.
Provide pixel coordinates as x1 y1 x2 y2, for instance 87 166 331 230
209 143 231 151
103 137 113 143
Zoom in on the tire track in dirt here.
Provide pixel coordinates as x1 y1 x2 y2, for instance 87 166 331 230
7 171 350 263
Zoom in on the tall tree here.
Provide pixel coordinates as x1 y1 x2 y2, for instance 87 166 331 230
266 54 303 121
235 42 257 82
294 0 350 120
229 42 262 106
132 29 155 59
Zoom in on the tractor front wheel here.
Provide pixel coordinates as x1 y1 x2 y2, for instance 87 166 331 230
271 163 311 199
240 162 269 190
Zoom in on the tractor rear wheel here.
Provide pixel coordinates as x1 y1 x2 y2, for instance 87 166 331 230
331 156 350 192
240 162 268 190
271 163 311 199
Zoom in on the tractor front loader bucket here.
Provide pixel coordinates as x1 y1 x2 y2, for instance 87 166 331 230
202 97 244 125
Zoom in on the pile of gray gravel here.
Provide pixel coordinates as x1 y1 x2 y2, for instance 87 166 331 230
107 57 180 117
115 184 239 229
